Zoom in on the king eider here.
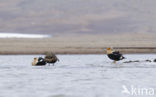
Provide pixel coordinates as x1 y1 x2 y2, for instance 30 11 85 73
44 52 59 66
106 48 125 63
32 57 46 66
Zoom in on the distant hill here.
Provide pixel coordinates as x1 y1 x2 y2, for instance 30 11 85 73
0 0 155 35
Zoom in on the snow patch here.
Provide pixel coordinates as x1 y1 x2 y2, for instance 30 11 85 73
0 33 51 38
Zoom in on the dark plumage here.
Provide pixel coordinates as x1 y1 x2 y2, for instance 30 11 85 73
106 48 125 63
107 51 125 61
154 59 156 62
36 57 46 66
32 57 46 66
44 52 59 66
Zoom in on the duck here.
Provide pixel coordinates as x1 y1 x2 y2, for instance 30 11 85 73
106 47 125 63
154 59 156 62
32 57 46 66
44 52 59 66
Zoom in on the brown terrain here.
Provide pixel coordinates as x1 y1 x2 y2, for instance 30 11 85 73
0 33 156 54
0 0 156 55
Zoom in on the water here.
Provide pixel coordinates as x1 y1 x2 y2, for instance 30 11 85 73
0 54 156 97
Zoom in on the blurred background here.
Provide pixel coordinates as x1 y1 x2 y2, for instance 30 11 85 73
0 0 156 35
0 0 156 54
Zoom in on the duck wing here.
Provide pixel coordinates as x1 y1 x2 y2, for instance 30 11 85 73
112 51 121 56
112 51 125 60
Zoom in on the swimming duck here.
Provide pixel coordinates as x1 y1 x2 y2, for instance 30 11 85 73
32 57 46 66
106 47 125 63
154 59 156 62
44 52 59 66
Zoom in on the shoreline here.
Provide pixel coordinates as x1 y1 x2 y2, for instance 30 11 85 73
0 34 156 55
0 47 156 55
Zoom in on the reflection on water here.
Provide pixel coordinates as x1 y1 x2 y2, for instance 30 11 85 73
0 54 155 97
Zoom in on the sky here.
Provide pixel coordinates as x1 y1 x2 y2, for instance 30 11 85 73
0 0 155 35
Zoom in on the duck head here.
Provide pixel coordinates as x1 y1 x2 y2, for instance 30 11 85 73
106 47 113 54
34 57 37 61
32 57 38 66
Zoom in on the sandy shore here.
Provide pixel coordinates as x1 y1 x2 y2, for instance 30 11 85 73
0 33 156 54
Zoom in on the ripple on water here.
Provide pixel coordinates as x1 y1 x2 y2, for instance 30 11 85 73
0 54 155 97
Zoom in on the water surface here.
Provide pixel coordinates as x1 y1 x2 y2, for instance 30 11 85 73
0 54 156 97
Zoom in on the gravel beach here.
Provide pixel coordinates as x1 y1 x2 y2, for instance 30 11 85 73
0 33 156 54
